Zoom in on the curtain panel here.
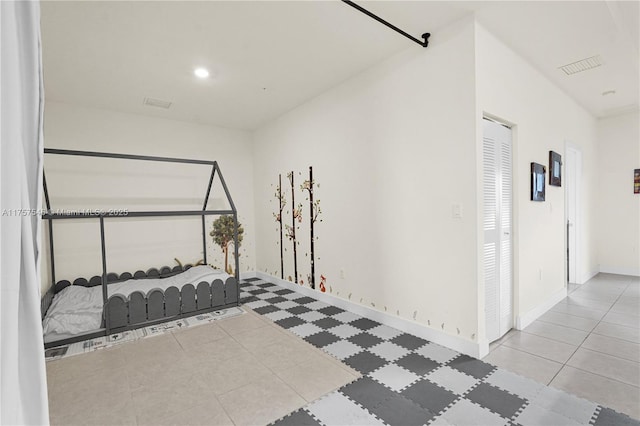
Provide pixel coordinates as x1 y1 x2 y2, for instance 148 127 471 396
0 0 49 424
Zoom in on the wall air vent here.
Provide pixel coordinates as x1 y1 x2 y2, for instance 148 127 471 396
143 97 172 109
558 55 603 75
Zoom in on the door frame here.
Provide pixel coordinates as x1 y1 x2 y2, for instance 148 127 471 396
565 142 582 284
480 114 516 344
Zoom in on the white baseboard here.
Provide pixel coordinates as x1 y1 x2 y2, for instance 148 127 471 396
599 265 640 277
580 269 599 284
515 287 567 330
254 272 485 359
239 271 257 280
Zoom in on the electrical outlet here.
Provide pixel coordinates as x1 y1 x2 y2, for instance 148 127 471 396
539 268 543 281
452 204 463 219
340 269 345 279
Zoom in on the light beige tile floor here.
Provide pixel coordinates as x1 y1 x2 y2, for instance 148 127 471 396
484 273 640 419
46 308 360 426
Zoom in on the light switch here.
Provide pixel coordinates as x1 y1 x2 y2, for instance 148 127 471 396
452 204 462 219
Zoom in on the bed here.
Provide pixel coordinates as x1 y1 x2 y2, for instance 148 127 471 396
42 264 238 347
40 149 242 349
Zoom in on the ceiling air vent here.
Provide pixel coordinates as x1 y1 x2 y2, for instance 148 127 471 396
558 55 603 75
143 97 172 109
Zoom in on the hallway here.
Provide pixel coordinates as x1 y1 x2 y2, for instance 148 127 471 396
485 273 640 418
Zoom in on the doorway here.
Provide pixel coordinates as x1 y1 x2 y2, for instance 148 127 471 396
483 118 514 343
565 146 581 284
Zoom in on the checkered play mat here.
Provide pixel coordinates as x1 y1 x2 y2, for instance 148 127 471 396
239 278 639 426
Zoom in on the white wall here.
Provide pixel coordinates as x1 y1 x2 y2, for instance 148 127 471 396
475 24 599 331
41 16 625 358
41 102 256 292
597 111 640 276
253 17 481 348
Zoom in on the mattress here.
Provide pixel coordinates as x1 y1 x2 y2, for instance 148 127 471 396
43 265 229 339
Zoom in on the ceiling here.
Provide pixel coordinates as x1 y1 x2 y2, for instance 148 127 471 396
40 1 639 130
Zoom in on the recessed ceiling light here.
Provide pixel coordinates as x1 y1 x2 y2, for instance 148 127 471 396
602 90 616 96
194 67 210 79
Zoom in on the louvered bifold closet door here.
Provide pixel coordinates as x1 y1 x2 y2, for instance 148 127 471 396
483 119 513 343
498 128 513 337
483 123 500 343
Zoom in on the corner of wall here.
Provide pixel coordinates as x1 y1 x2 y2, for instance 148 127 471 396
251 16 482 351
515 286 567 330
598 265 640 278
476 19 599 338
472 17 487 345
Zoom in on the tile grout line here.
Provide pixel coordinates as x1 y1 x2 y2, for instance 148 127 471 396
519 323 592 342
240 295 373 424
591 327 640 344
573 343 640 364
231 307 361 414
547 278 634 387
548 305 608 320
496 341 570 370
237 316 358 410
558 362 640 388
205 311 320 425
535 318 599 333
493 277 637 388
242 278 639 424
243 282 435 424
170 309 301 425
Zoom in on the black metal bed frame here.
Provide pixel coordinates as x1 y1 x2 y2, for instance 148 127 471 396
41 148 240 347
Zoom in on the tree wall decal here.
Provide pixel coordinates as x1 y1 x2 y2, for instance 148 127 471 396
301 166 321 289
286 171 301 283
273 174 286 279
210 215 244 274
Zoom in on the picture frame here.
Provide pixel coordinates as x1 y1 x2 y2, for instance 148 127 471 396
549 151 562 187
634 169 640 194
531 162 546 201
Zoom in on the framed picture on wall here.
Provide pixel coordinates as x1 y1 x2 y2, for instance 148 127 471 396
634 169 640 194
531 162 546 201
549 151 562 187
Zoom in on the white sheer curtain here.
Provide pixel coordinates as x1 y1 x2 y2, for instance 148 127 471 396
0 1 49 424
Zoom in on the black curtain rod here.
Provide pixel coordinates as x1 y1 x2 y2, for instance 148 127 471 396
342 0 430 48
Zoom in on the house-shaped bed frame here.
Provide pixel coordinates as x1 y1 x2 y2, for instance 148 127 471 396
40 148 240 349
